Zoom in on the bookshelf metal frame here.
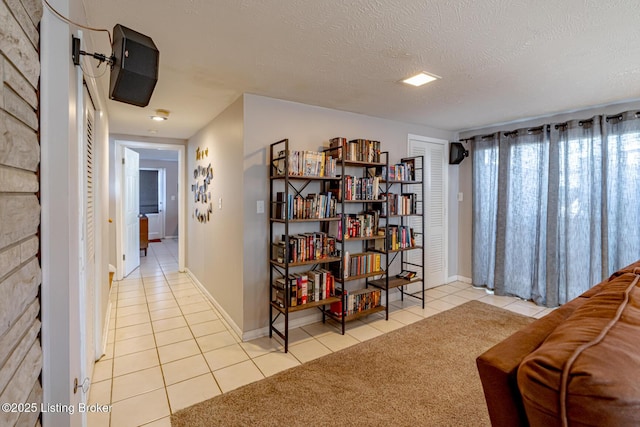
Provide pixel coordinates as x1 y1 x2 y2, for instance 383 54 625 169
268 139 425 351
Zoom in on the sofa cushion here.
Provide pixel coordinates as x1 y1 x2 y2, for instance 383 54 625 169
517 271 640 427
476 297 586 427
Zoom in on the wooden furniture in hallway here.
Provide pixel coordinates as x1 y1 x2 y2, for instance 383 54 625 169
140 214 149 256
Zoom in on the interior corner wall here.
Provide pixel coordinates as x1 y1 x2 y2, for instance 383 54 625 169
186 96 244 331
241 94 456 334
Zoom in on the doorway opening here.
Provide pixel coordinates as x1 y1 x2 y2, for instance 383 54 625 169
114 139 186 280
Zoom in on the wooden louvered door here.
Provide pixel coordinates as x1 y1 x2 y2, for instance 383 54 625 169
409 136 447 288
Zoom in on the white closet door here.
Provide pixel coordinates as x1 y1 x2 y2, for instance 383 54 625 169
409 136 447 288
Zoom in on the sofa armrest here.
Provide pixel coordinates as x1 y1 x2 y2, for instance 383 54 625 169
476 298 585 427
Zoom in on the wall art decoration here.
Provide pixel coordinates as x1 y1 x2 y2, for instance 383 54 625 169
192 146 213 223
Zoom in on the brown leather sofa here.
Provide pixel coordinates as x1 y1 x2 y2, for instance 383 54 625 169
476 260 640 427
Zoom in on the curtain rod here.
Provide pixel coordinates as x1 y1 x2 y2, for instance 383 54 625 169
466 110 640 140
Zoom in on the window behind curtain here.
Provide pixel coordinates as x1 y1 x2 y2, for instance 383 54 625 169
472 112 640 307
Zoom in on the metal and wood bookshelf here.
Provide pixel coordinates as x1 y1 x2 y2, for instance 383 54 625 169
268 138 425 351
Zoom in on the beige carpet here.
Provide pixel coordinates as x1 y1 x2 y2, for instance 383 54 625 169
171 300 533 427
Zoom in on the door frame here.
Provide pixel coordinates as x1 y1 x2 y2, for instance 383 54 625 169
115 140 186 280
408 134 449 288
140 167 166 240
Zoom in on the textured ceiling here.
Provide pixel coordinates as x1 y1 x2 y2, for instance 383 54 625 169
80 0 640 139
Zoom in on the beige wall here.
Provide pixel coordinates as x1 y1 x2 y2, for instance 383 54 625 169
241 94 456 334
0 0 43 425
186 96 245 330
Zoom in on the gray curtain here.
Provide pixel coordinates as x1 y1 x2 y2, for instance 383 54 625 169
472 111 640 307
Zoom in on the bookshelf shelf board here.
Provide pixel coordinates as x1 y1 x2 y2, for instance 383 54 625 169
342 199 384 203
380 214 423 219
270 256 341 268
338 235 386 242
336 270 386 283
271 296 341 313
380 180 423 185
323 304 386 322
271 217 341 223
270 175 341 181
342 160 386 168
372 246 423 254
368 276 423 290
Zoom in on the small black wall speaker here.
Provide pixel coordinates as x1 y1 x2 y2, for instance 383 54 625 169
449 142 469 165
109 24 159 107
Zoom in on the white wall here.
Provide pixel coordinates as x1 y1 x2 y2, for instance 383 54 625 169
186 96 245 331
241 94 456 334
40 0 111 425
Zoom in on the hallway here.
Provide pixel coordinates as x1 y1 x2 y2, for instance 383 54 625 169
88 240 551 426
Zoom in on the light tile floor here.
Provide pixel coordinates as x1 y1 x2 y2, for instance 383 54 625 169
88 239 553 427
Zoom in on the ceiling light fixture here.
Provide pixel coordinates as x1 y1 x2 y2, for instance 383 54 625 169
150 109 170 121
402 72 440 87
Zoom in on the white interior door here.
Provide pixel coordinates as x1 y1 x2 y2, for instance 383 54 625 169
409 136 447 288
124 147 140 276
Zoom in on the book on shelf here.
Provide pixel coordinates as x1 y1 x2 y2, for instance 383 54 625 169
396 270 417 280
274 233 336 263
273 270 337 308
382 159 415 181
344 252 382 277
380 225 414 250
329 137 347 160
343 211 379 239
342 175 381 201
329 137 380 163
274 192 337 220
380 193 417 216
329 288 382 318
275 149 338 178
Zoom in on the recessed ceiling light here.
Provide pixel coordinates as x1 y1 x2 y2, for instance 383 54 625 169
402 72 440 87
150 109 170 121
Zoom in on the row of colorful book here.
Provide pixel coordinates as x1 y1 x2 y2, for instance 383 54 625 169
328 212 380 240
342 252 382 278
275 150 338 177
329 288 382 318
273 270 337 307
329 137 381 163
381 159 416 181
273 233 337 264
274 192 337 220
381 192 418 216
374 226 416 251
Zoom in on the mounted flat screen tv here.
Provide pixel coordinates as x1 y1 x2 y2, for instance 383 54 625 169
449 142 469 165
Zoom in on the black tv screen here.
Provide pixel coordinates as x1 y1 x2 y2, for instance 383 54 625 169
449 142 468 165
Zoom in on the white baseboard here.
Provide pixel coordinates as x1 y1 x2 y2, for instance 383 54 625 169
185 268 244 339
163 235 178 239
242 289 408 341
98 296 113 361
447 275 472 284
